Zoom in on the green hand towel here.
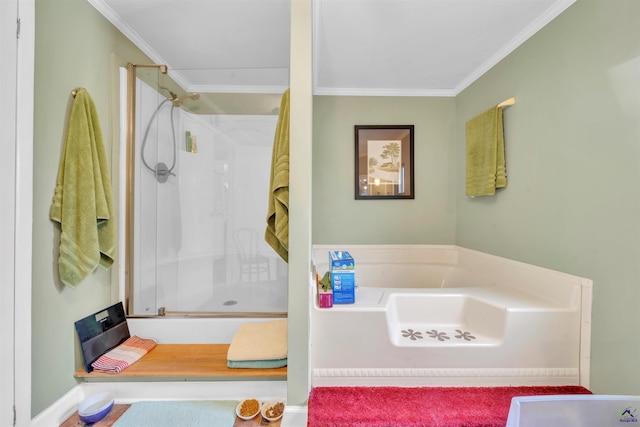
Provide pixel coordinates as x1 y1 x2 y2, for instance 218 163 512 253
50 88 115 287
465 105 507 197
265 89 290 263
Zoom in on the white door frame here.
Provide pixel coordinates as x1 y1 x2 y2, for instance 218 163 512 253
0 0 19 422
0 0 33 425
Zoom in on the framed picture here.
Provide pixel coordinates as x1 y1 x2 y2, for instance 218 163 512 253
355 125 414 199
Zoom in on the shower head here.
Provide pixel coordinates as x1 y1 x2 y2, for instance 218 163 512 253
171 92 200 107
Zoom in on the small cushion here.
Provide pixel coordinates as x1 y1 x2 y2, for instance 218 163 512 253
227 319 287 363
227 358 287 369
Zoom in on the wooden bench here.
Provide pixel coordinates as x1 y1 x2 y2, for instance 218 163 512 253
74 344 287 381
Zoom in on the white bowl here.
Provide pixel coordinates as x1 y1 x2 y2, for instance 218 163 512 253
261 399 286 422
236 398 261 420
78 392 115 424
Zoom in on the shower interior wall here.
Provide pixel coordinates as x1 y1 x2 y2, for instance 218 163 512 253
131 77 287 315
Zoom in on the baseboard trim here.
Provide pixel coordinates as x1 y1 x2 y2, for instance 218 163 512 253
282 405 309 427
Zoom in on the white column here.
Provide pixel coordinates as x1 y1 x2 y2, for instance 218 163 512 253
287 0 313 406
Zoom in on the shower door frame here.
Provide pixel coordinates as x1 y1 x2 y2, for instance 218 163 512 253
124 62 168 316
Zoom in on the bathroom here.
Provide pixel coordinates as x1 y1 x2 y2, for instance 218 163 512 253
7 0 640 425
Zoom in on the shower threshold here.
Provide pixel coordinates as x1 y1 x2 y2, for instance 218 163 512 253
130 311 288 319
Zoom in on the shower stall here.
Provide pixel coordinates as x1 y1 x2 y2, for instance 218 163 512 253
120 64 287 317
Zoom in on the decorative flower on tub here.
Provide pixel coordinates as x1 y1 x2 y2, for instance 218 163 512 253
399 328 478 343
426 329 450 341
454 330 477 341
401 329 423 340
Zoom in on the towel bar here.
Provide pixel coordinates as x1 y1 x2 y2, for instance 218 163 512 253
497 97 515 108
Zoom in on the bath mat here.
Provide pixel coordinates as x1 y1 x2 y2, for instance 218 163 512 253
307 386 591 427
112 400 238 427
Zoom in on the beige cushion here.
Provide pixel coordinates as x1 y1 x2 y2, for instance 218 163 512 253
227 319 287 362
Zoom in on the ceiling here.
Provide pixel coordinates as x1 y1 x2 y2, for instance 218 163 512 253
89 0 575 97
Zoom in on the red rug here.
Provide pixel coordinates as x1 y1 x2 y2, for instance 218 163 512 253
307 386 591 427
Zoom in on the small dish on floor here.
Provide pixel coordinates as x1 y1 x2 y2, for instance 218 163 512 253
261 399 285 422
236 398 261 420
78 392 115 424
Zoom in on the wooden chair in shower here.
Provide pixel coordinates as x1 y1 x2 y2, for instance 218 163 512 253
233 228 271 282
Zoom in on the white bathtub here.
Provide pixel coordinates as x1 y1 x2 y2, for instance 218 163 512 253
310 245 592 388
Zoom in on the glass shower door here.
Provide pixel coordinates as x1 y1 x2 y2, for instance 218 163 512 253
124 64 288 317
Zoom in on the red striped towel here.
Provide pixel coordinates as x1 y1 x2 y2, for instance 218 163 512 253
91 335 157 374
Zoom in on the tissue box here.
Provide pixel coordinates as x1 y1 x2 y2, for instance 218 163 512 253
330 251 355 304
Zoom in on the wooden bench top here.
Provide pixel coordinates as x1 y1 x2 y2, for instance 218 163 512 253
74 344 287 381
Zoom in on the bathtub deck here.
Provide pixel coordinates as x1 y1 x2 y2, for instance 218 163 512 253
74 344 287 381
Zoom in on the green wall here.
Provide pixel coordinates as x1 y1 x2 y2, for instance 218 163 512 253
455 0 640 393
32 0 151 415
313 96 457 244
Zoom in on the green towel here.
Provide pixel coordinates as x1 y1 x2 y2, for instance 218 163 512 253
50 88 115 287
265 89 289 262
465 105 507 197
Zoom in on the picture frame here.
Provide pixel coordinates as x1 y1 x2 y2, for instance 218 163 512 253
355 125 414 199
